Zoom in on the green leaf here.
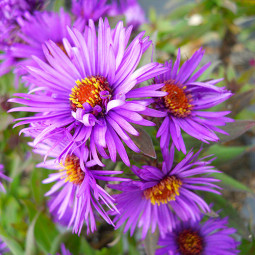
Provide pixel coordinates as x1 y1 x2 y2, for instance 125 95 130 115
25 212 40 255
205 144 248 166
0 226 24 255
211 172 253 192
130 125 156 159
53 0 65 11
144 230 159 255
34 213 59 254
217 120 255 143
50 231 81 255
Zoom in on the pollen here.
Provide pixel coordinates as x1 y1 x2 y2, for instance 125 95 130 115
60 154 85 185
143 176 182 206
177 229 203 255
69 75 111 111
162 80 193 118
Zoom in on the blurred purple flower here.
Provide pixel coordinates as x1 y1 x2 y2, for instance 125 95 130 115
56 243 72 255
154 48 233 154
0 0 45 75
10 18 167 166
109 0 146 30
71 0 109 26
0 9 74 79
0 164 12 193
33 135 126 235
156 211 239 255
110 146 221 239
0 238 9 254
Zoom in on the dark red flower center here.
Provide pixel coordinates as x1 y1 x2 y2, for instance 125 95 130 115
69 75 111 111
60 154 85 185
161 80 192 118
143 176 182 205
177 229 203 255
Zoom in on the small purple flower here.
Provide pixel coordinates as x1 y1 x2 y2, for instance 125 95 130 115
156 212 239 255
109 0 146 30
110 146 221 239
1 9 73 79
33 135 126 235
0 164 12 193
154 48 233 154
10 18 167 166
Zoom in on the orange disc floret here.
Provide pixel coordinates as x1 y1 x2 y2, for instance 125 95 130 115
177 229 203 255
69 75 111 111
162 80 193 118
144 176 182 205
60 154 85 185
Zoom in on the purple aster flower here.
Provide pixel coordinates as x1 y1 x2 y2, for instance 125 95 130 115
33 134 126 235
0 164 12 193
156 212 239 255
10 18 168 166
154 48 233 154
110 146 221 239
109 0 146 30
1 9 74 79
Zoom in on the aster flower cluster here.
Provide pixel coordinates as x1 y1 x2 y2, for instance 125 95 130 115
0 0 241 254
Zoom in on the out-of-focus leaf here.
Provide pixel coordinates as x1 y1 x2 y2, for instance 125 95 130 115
0 112 13 131
0 226 24 255
53 0 65 11
211 172 253 192
205 144 248 166
25 212 40 255
139 31 157 67
50 231 81 255
228 89 255 116
31 168 51 205
217 120 255 143
23 200 59 254
239 237 255 255
34 213 59 254
221 0 237 13
130 126 156 159
144 230 159 255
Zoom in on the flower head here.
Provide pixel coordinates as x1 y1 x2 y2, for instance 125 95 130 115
156 211 239 255
32 133 125 235
154 48 233 154
10 18 167 166
110 146 221 238
0 164 12 193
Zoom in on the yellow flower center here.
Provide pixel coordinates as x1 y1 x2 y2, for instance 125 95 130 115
60 154 85 185
177 229 203 255
161 80 193 118
143 176 182 205
69 76 111 112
